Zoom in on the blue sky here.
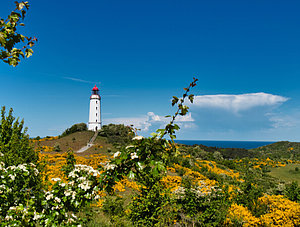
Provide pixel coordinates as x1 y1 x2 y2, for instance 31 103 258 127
1 0 300 141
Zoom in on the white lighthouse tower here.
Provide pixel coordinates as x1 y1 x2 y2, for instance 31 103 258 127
88 85 101 131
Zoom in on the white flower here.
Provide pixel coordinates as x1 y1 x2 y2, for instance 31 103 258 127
137 162 143 170
113 151 121 158
33 211 41 220
64 190 72 197
131 152 138 159
46 193 53 200
125 145 134 149
79 182 91 191
51 178 61 182
5 215 13 220
54 197 61 203
72 191 76 200
34 168 39 176
105 163 117 170
132 135 143 140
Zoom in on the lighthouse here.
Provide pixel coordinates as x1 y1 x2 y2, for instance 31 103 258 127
88 85 101 131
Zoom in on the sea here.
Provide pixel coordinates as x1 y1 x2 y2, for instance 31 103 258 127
175 140 274 149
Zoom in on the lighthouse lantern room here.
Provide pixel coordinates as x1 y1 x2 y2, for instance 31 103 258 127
88 85 101 131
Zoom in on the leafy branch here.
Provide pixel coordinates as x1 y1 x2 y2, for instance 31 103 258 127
0 1 37 66
157 77 198 141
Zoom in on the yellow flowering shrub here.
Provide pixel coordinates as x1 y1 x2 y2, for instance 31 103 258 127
196 160 242 181
259 195 300 226
226 203 261 226
226 195 300 226
161 175 182 191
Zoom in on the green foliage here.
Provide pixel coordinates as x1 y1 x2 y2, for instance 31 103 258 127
100 136 172 194
0 1 37 66
61 149 76 176
176 179 230 226
235 180 265 217
99 78 198 226
128 182 177 226
60 123 88 137
251 141 300 160
53 143 61 152
0 106 39 167
285 181 300 203
102 196 127 225
98 124 134 145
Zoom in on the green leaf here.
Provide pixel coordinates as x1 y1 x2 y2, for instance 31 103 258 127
188 94 194 103
172 96 179 106
128 170 135 179
174 124 180 130
150 132 158 137
25 48 33 58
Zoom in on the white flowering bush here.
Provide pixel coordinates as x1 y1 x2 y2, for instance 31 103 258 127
0 162 40 221
0 162 101 226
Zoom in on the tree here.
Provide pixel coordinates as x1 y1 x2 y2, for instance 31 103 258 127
0 1 37 66
0 106 39 166
60 123 88 137
98 124 134 145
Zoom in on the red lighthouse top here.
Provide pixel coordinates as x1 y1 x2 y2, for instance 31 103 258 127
92 85 99 91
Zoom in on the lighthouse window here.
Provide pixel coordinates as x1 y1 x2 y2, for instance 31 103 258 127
96 113 97 116
96 107 97 110
96 119 97 122
96 101 98 104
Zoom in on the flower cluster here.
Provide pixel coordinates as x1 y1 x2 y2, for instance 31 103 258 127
196 160 242 181
226 195 300 226
0 160 102 226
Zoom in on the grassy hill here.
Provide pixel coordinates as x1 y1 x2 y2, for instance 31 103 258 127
251 141 300 160
35 131 116 156
269 163 300 184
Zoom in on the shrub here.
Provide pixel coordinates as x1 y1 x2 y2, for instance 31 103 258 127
98 124 134 145
285 181 300 202
0 106 39 167
60 123 87 137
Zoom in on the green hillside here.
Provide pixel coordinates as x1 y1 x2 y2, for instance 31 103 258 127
251 141 300 160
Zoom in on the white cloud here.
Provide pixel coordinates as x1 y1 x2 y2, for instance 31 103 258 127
104 112 194 132
63 76 98 84
104 116 151 131
192 92 288 113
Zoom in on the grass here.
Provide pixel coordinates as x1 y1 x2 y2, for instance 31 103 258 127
269 163 300 184
35 131 116 156
36 131 95 152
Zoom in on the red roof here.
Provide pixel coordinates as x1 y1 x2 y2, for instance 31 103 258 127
92 85 99 91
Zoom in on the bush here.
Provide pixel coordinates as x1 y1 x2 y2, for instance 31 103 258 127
285 181 300 202
53 143 61 152
98 124 134 145
60 123 87 137
0 106 39 167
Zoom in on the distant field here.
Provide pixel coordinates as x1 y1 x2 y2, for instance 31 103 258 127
269 164 300 184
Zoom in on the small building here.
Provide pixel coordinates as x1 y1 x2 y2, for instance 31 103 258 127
88 85 101 131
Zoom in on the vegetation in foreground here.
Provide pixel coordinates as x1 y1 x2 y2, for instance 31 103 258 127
1 78 300 226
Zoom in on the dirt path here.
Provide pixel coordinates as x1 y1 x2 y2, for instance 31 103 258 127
76 131 98 153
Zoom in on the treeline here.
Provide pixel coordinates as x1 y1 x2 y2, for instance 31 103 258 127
60 123 87 137
178 143 258 160
98 124 134 145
